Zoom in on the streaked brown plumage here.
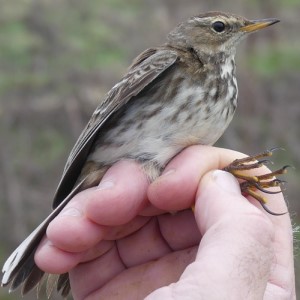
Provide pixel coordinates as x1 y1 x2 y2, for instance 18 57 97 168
1 11 279 298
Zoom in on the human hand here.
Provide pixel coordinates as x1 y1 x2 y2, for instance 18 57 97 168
35 146 295 299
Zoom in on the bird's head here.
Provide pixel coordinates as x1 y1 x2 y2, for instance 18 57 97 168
167 12 279 61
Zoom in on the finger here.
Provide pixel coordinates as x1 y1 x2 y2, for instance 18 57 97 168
86 160 149 225
71 211 201 299
195 171 273 299
117 218 171 267
263 198 295 298
82 247 197 300
157 210 201 251
148 170 274 299
112 211 200 268
69 245 126 300
35 239 114 274
47 160 148 251
35 237 82 274
148 145 245 211
45 190 107 252
35 160 149 272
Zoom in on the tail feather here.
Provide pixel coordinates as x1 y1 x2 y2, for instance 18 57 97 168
3 222 49 291
57 273 70 297
46 274 59 299
1 180 85 296
22 265 44 296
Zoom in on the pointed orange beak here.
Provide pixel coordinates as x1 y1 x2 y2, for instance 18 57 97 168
241 18 280 32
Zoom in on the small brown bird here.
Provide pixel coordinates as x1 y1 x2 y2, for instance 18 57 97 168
2 11 279 297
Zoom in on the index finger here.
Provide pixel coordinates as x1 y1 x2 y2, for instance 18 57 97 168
148 145 289 214
148 145 247 211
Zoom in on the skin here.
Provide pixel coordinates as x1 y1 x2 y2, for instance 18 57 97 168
34 146 295 300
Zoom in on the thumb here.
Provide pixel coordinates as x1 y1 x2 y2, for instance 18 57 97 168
195 169 252 233
191 170 274 299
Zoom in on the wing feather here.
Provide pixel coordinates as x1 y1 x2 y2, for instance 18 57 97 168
53 48 178 208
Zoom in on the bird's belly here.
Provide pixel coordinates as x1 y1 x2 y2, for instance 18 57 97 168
89 82 236 170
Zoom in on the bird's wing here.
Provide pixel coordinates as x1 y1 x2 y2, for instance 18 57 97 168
53 48 178 208
1 48 178 295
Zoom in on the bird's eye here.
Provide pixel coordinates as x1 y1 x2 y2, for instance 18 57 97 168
212 21 226 33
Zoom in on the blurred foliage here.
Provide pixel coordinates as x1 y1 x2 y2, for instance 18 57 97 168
0 0 299 299
248 46 300 77
0 0 139 98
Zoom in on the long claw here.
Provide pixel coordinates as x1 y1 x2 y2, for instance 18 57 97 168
223 148 289 216
257 159 273 165
252 183 281 195
259 201 287 216
269 146 286 153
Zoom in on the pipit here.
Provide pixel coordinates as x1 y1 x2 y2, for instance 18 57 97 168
2 11 283 297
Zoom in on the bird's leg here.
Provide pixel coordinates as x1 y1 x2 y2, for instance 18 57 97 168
223 148 289 216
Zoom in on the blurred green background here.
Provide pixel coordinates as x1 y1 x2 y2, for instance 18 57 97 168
0 0 299 299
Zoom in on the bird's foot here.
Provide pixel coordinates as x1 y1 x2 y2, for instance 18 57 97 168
223 148 290 216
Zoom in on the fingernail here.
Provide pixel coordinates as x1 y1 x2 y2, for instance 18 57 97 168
97 180 114 190
212 170 241 194
44 239 54 247
161 169 175 177
60 207 82 217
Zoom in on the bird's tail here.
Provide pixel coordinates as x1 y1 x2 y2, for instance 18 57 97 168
1 181 85 297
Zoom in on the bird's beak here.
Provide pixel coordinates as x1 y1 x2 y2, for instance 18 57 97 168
241 18 280 32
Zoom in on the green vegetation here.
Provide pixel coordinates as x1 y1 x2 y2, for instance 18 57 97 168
249 46 300 77
0 0 141 97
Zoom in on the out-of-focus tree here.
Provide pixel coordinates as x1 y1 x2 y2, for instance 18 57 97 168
0 0 299 299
